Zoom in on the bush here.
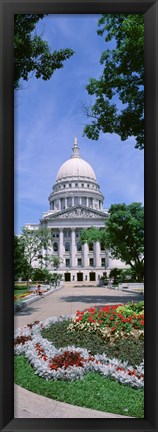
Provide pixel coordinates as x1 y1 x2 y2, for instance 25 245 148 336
14 284 27 290
32 268 52 282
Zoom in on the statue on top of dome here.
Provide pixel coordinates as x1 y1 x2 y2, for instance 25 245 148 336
71 137 80 158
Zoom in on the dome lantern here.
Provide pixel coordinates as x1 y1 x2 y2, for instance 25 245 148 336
71 137 80 159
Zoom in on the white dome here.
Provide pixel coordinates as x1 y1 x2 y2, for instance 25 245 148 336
56 158 96 181
56 138 96 181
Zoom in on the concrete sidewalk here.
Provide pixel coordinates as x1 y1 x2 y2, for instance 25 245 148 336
14 284 142 418
14 283 143 330
14 385 132 418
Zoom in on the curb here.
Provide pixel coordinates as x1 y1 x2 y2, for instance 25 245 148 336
105 286 144 295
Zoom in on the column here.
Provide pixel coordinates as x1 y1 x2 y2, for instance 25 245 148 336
59 229 64 267
65 197 68 208
72 196 74 207
83 242 88 267
71 228 76 267
105 250 109 268
58 199 61 210
79 197 82 205
86 197 89 207
95 241 100 267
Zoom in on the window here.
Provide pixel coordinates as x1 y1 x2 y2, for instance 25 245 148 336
75 183 78 187
81 197 86 206
87 184 89 188
65 242 70 252
89 243 93 251
64 229 71 238
53 242 58 252
101 258 105 267
81 183 84 187
66 259 70 267
77 258 82 267
101 242 105 251
89 258 94 267
77 241 81 251
52 230 59 238
69 183 72 187
67 197 72 207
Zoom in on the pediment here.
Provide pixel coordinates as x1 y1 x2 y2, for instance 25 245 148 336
42 205 107 221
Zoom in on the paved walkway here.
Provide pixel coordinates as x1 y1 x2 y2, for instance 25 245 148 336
14 283 143 418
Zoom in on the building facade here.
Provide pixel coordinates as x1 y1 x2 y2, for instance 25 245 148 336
26 138 126 282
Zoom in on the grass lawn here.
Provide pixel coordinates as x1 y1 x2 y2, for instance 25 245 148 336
14 289 29 296
14 355 144 418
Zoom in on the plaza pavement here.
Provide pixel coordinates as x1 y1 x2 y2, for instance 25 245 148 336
14 283 143 418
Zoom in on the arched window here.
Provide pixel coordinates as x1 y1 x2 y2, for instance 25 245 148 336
65 242 70 252
53 242 58 252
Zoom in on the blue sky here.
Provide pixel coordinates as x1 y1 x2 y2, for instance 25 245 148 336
14 14 144 235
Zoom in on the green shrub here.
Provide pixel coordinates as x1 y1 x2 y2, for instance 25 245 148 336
41 320 144 367
116 301 144 317
14 284 27 290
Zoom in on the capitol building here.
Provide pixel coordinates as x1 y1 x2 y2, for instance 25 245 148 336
26 138 125 283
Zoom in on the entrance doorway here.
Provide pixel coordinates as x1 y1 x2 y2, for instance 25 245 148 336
77 272 83 282
64 273 71 282
89 272 96 281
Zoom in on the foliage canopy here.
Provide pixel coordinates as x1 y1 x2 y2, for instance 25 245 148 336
83 14 144 149
80 202 144 281
14 15 74 89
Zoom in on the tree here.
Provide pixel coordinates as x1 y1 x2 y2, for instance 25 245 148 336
80 203 144 281
20 227 51 284
105 203 144 281
50 255 62 270
14 15 74 89
80 226 103 244
14 235 31 281
109 268 123 285
83 14 144 149
51 273 62 286
32 268 52 282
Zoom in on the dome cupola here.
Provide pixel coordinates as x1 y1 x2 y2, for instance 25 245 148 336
56 137 96 182
48 137 104 212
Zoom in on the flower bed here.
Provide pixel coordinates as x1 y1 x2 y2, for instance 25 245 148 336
14 292 32 302
68 302 144 343
14 311 144 389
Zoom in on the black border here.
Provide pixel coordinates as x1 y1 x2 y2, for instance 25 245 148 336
0 0 158 431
